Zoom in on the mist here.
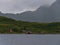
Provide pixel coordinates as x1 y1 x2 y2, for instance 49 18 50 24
0 0 55 13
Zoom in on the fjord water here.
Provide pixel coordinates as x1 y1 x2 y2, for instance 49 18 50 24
0 34 60 45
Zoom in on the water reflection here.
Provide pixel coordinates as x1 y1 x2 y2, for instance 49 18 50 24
0 34 60 45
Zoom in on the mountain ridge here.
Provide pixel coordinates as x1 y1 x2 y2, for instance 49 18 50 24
0 0 60 22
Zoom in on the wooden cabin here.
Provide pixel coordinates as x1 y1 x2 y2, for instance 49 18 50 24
8 29 13 33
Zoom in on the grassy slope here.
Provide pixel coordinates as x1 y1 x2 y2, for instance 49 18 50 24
0 16 60 34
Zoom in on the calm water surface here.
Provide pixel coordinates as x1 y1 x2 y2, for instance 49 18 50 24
0 34 60 45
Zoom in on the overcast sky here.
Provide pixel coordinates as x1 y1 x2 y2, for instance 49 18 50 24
0 0 56 13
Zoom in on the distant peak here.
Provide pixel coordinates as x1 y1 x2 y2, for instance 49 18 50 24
56 0 60 2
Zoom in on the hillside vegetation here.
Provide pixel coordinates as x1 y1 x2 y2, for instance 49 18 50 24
0 16 60 34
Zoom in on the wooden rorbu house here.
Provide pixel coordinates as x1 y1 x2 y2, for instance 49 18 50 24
8 29 13 33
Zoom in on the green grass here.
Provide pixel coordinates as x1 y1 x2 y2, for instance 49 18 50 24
0 16 60 34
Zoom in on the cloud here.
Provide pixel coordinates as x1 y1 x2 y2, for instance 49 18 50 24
0 0 56 13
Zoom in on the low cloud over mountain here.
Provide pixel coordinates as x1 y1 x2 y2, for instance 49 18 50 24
0 0 60 22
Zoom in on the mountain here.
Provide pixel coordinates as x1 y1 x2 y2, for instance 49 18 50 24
33 6 51 22
17 6 50 22
0 6 50 22
19 0 60 22
50 0 60 22
0 0 60 22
